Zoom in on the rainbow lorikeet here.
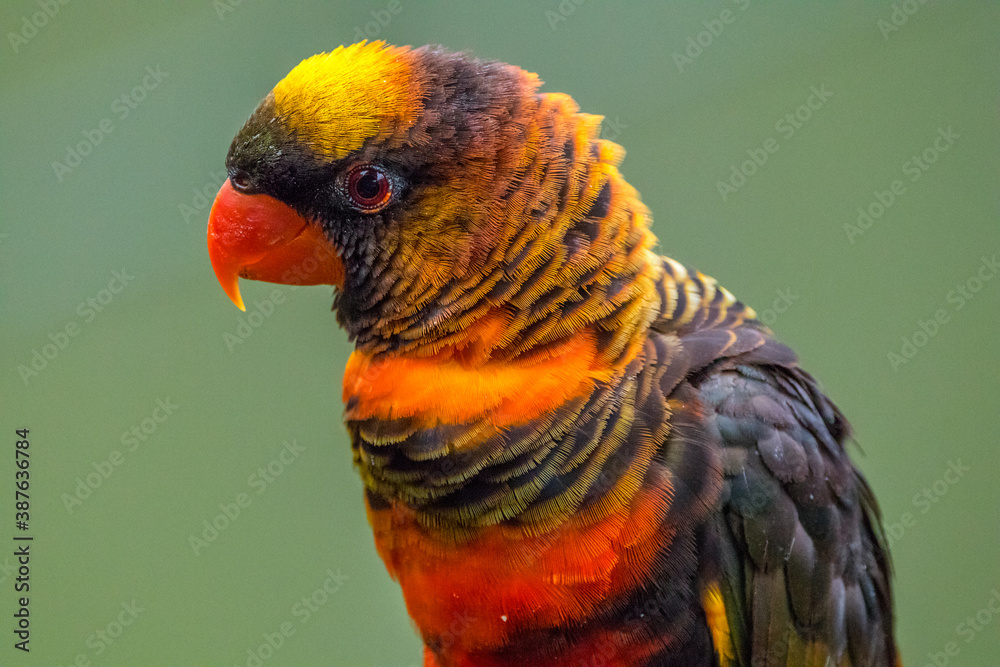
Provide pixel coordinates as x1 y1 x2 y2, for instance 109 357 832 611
207 41 898 667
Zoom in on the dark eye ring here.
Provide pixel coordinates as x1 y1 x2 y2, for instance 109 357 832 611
342 164 393 212
230 169 252 192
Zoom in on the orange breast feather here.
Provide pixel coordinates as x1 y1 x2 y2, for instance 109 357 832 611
366 478 675 664
343 321 618 431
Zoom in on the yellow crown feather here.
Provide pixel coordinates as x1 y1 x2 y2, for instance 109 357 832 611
272 41 423 159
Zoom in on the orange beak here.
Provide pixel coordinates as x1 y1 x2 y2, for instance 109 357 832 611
206 179 344 310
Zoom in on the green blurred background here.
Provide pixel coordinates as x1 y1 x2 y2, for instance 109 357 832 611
2 1 998 664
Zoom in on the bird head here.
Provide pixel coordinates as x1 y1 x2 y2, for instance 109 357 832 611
208 41 655 358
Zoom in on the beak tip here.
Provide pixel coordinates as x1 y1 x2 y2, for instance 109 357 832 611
225 280 247 311
210 255 247 311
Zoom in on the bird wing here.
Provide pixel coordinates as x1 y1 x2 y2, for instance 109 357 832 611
683 327 897 667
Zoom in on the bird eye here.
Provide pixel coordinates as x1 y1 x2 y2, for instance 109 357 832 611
230 169 252 192
344 164 392 212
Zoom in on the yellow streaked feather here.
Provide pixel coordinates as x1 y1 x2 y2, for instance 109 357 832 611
702 583 737 667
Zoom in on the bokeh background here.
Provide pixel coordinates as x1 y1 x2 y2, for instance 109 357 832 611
2 1 998 665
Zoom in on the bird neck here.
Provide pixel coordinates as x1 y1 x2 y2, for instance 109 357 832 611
344 92 665 368
343 93 756 525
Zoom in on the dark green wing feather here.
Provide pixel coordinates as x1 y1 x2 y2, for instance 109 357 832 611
688 328 897 667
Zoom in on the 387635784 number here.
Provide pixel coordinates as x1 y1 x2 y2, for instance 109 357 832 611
16 429 30 528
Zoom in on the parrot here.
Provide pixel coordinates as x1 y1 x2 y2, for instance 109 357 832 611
206 41 898 667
